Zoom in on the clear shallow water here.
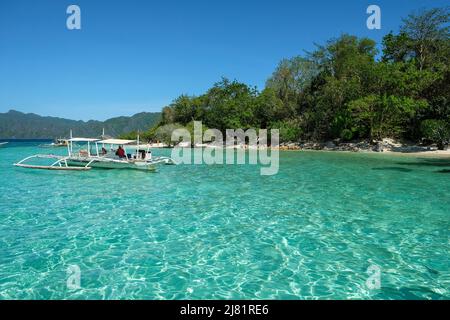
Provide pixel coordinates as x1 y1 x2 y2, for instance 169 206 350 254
0 142 448 299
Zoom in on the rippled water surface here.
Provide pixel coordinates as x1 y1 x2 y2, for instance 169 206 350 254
0 142 449 299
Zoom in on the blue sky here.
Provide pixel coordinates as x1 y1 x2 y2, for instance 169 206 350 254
0 0 447 120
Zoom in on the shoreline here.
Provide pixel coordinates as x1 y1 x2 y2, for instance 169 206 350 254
284 148 450 158
188 145 450 158
165 142 450 158
272 138 450 158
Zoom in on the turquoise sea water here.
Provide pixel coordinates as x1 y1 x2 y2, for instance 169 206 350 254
0 141 448 299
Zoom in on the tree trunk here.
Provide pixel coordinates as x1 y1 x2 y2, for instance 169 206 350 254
419 43 425 71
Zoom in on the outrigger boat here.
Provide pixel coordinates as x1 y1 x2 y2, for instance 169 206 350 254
14 137 176 171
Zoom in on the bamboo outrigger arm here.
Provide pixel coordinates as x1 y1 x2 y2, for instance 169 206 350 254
13 154 92 171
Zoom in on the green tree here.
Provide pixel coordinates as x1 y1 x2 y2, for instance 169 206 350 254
269 119 302 143
161 106 175 125
348 95 427 140
203 78 258 132
266 57 318 118
154 123 185 146
304 35 378 139
421 119 450 149
170 95 206 124
400 7 450 70
382 7 449 137
254 88 284 128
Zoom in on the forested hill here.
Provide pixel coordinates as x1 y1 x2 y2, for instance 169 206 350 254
152 7 449 148
0 110 161 139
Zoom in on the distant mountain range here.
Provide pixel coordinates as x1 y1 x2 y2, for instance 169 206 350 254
0 110 161 139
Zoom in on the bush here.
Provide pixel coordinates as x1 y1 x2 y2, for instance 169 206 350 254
269 120 302 143
420 119 450 150
155 123 185 146
340 129 353 141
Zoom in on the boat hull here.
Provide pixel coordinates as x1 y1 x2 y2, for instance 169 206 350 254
39 144 67 148
66 158 156 170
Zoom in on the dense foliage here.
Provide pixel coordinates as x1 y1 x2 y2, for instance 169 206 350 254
132 8 450 148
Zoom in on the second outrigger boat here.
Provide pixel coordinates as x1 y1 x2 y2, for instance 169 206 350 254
39 138 69 148
14 137 176 171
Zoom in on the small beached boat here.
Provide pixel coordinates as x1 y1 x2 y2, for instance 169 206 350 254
39 138 69 148
14 137 176 171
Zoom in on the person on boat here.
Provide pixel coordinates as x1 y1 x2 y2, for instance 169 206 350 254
101 147 107 155
115 146 126 158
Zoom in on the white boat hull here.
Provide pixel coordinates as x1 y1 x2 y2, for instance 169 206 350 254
65 156 175 170
66 158 155 170
39 143 67 148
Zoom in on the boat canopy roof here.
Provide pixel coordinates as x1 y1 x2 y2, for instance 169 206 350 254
98 139 136 145
68 138 100 142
